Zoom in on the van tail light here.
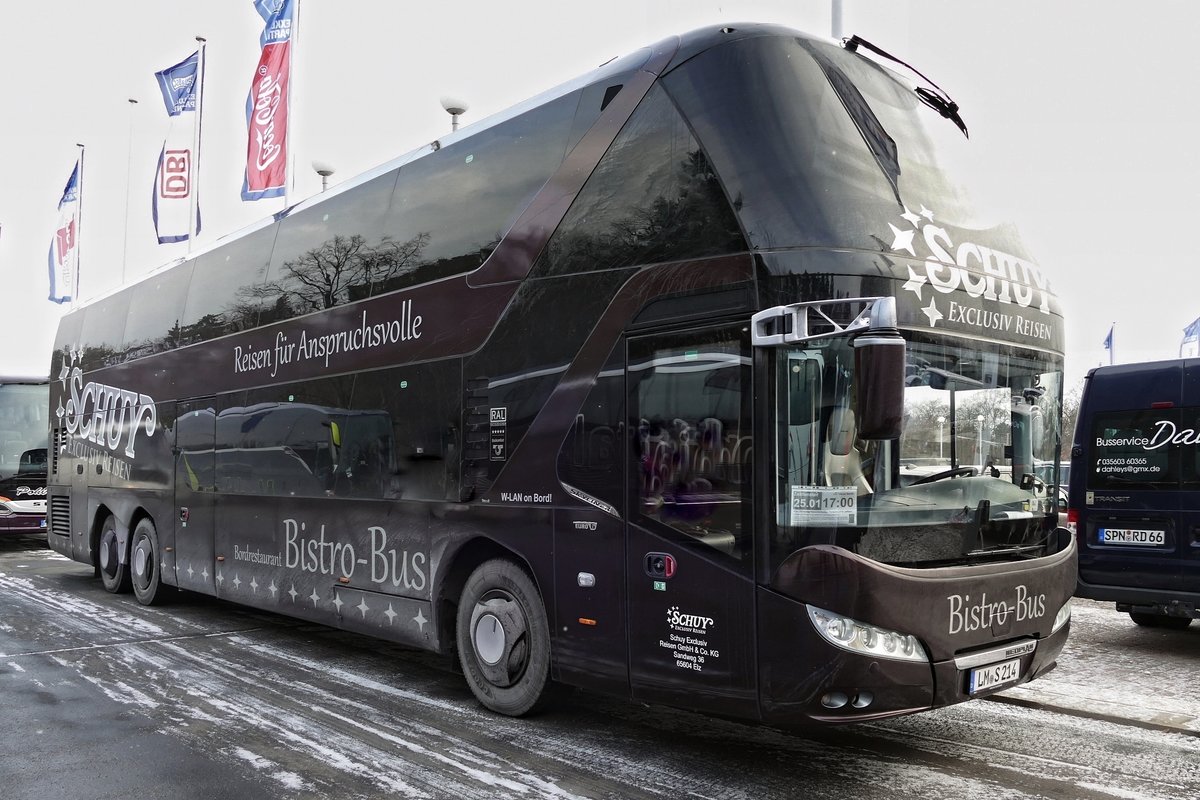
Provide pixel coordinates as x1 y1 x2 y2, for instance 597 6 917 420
1066 507 1079 536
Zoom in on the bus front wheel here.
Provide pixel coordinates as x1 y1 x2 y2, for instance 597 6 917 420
456 559 552 717
131 518 171 606
1129 611 1193 630
98 514 131 594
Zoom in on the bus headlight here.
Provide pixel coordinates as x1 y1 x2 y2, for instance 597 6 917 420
806 605 929 663
1051 600 1072 634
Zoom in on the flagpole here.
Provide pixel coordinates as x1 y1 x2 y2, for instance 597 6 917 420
189 36 207 254
74 142 85 305
285 0 300 209
1110 322 1115 365
121 98 138 285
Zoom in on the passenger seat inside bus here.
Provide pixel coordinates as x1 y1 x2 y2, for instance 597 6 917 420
823 407 872 494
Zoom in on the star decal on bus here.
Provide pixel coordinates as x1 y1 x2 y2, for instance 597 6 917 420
902 265 927 300
888 223 916 256
922 299 944 327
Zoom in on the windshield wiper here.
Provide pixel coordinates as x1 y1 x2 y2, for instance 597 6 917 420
843 35 969 138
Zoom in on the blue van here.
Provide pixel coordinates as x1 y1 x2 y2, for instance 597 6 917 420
1068 358 1199 629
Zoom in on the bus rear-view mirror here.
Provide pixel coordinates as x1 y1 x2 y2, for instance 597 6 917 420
854 331 906 440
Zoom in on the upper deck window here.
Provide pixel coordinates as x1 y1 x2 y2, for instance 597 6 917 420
531 84 745 277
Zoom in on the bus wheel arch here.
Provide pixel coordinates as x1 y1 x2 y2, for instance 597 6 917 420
94 509 131 594
130 514 172 606
441 541 553 716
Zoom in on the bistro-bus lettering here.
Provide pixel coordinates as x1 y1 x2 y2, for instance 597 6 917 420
947 585 1047 635
283 518 427 591
63 367 157 458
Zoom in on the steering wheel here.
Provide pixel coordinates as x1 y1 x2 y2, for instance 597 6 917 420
911 466 977 485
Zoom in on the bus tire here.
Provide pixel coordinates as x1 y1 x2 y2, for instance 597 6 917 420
1129 612 1193 630
456 559 552 717
98 514 131 594
130 518 171 606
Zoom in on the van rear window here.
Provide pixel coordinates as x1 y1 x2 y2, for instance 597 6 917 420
1088 410 1179 489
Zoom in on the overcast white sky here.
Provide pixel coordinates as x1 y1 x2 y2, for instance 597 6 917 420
1 0 1197 384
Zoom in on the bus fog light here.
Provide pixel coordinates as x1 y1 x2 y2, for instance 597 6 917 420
821 691 849 709
807 606 929 663
1052 600 1071 633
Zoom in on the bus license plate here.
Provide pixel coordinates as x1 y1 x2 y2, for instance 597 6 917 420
969 657 1021 694
1098 528 1164 546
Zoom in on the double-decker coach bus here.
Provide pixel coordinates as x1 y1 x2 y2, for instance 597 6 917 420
48 24 1075 724
0 375 49 536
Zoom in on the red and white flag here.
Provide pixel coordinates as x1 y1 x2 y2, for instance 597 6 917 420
242 0 294 201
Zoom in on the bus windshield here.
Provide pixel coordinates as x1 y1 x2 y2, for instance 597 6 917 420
665 29 1027 257
0 383 49 481
771 333 1063 572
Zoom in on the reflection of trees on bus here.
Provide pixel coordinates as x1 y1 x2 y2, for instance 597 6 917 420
534 148 742 276
241 232 431 320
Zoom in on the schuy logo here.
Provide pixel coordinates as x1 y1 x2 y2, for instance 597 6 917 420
885 204 1054 338
57 346 157 458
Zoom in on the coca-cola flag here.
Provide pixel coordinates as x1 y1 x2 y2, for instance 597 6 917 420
48 160 81 304
153 51 202 243
242 0 295 201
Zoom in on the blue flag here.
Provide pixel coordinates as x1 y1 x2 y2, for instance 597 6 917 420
1182 316 1200 358
48 160 81 304
152 51 203 244
1102 326 1113 351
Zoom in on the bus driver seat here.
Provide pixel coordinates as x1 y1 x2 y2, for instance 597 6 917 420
823 407 872 495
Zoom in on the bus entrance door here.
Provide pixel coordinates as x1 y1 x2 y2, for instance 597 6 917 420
625 329 758 718
172 400 216 594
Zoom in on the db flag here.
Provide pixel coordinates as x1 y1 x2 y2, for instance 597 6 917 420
48 160 81 304
242 0 295 201
153 51 202 243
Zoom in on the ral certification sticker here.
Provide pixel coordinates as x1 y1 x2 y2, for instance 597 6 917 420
790 485 857 526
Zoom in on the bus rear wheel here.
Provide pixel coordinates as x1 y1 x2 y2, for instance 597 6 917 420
456 559 552 717
131 518 171 606
98 514 131 594
1129 612 1193 630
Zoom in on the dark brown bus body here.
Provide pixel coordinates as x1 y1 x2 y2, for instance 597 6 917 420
48 24 1074 724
